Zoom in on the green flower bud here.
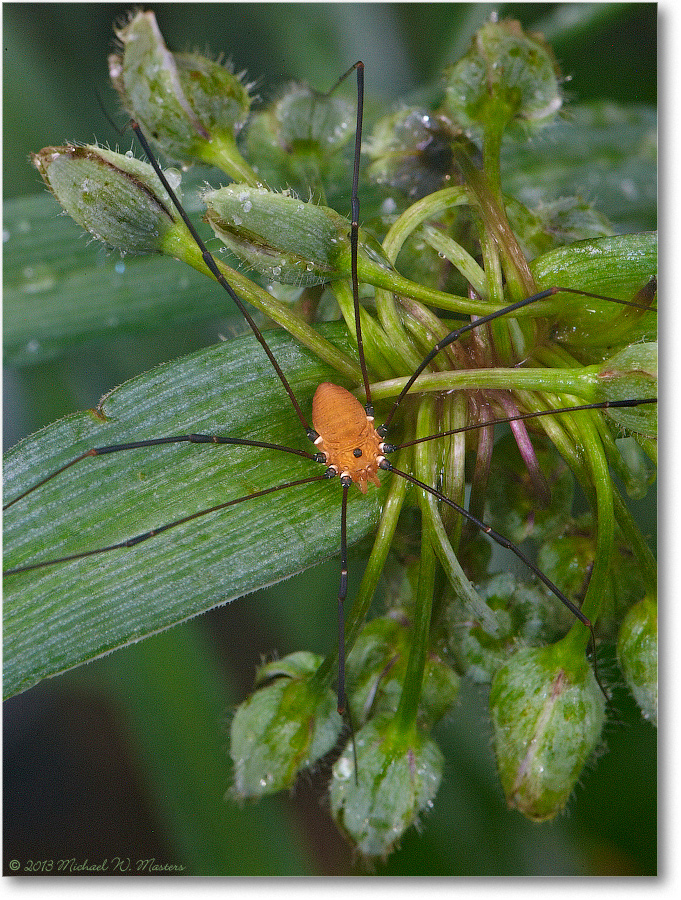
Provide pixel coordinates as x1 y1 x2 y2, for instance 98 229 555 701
349 615 459 726
489 643 606 821
330 718 443 858
204 185 393 287
366 107 462 200
529 233 657 357
31 144 180 253
204 185 349 284
597 342 657 435
443 19 562 140
447 573 575 683
617 594 657 725
109 10 257 182
244 82 355 197
537 515 646 635
229 651 342 799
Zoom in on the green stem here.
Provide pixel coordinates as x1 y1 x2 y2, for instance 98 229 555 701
198 132 261 187
165 228 360 380
312 450 410 690
612 488 657 594
414 396 501 637
563 412 615 653
333 280 397 381
396 399 440 729
396 519 436 731
368 365 601 402
451 142 535 300
419 225 488 298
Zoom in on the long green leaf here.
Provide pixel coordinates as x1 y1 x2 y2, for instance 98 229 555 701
3 192 240 367
3 324 387 698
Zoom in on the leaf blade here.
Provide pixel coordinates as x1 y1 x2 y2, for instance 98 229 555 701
3 325 386 698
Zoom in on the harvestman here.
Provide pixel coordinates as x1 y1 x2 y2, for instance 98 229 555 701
3 62 657 715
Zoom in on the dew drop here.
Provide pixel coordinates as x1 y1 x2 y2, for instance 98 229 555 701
125 149 134 159
21 263 56 294
114 260 126 274
335 755 354 780
164 168 182 192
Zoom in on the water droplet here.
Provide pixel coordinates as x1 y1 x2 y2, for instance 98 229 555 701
272 265 282 276
125 149 134 159
335 755 354 780
621 178 638 200
232 214 242 227
25 339 41 354
21 263 56 294
164 168 182 192
242 200 252 213
114 260 126 274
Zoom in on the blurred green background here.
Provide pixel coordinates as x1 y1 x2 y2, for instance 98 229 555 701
4 3 656 875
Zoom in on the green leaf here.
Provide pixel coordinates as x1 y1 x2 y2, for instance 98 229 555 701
3 324 387 698
3 193 240 367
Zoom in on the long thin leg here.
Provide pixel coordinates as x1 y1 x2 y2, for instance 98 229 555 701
3 434 318 511
336 477 351 714
4 473 329 576
381 460 608 697
130 122 316 440
392 397 658 451
379 284 656 434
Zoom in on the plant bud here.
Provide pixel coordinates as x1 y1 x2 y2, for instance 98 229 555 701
109 10 255 180
244 82 355 196
31 144 180 253
204 185 349 284
366 107 461 200
349 615 459 726
443 19 562 140
489 643 606 820
447 573 575 683
617 593 657 725
330 718 443 858
229 651 341 799
204 184 392 286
